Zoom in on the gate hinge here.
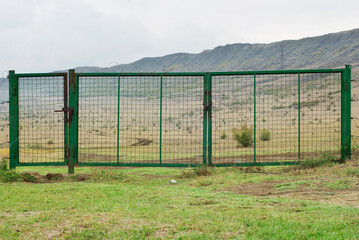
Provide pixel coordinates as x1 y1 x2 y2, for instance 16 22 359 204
65 147 70 158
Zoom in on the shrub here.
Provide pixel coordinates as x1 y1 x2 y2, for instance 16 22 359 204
232 125 253 147
260 129 271 141
0 170 22 183
0 160 22 183
220 132 227 140
1 159 8 171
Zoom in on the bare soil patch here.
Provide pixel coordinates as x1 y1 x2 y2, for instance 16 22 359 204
221 180 359 207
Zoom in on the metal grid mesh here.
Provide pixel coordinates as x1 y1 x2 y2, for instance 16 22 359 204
255 74 298 162
161 76 203 164
77 75 204 165
211 75 254 164
0 78 9 159
78 76 118 163
118 76 160 163
12 70 345 166
299 73 341 159
18 77 64 163
211 72 341 164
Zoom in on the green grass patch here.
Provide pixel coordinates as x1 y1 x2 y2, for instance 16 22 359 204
1 161 359 239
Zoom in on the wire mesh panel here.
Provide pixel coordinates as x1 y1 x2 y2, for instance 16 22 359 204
161 76 204 164
78 76 118 163
299 73 341 159
0 78 9 159
118 76 161 164
18 76 65 163
255 74 299 163
211 75 255 164
211 71 343 164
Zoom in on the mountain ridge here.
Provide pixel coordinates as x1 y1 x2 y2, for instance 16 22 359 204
75 28 359 73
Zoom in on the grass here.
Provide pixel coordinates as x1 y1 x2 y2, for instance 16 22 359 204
0 160 358 239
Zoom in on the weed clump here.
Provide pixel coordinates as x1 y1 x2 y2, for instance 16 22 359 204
297 158 332 169
232 126 253 147
180 165 214 178
90 168 128 182
0 159 21 182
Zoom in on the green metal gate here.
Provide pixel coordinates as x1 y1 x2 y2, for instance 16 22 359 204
69 72 207 169
9 66 352 173
9 72 69 168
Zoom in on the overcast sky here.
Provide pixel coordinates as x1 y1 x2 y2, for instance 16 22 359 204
0 0 358 76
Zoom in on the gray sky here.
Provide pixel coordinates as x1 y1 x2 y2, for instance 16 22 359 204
1 0 358 76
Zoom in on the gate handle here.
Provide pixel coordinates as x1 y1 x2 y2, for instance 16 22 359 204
54 107 74 124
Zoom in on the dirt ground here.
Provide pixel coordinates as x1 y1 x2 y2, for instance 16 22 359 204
221 179 359 208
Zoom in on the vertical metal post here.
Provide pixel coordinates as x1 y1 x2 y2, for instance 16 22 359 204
253 74 256 164
341 65 351 160
207 73 212 165
117 76 120 164
64 73 69 165
202 74 208 165
159 75 163 165
298 73 301 160
68 69 76 174
9 70 18 169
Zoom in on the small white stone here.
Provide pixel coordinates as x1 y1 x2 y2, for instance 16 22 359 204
170 179 177 184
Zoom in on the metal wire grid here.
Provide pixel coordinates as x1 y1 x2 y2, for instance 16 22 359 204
78 76 118 163
0 78 9 158
77 75 204 165
211 75 254 164
211 72 341 164
18 77 64 163
255 74 298 162
6 69 350 168
118 76 160 163
299 73 341 159
161 76 204 164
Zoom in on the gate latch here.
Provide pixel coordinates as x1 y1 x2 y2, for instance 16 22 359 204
203 102 211 111
55 107 74 124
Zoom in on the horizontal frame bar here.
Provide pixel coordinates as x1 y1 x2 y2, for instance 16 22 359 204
13 73 68 77
75 161 298 167
75 68 345 78
16 162 67 166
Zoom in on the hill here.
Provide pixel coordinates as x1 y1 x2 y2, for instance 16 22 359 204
76 28 359 73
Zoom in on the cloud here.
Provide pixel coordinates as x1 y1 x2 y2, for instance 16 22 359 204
0 0 358 74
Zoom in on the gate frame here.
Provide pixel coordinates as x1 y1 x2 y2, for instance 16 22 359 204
9 71 69 168
69 72 208 171
9 66 351 173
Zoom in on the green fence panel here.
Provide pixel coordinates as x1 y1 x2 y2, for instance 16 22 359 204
74 73 205 167
9 72 68 168
9 66 351 171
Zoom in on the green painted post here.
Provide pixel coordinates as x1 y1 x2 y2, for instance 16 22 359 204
202 74 208 165
159 75 163 165
207 74 212 165
9 70 18 169
64 73 69 166
341 65 351 160
298 73 301 160
253 74 256 164
117 76 120 164
68 69 76 174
